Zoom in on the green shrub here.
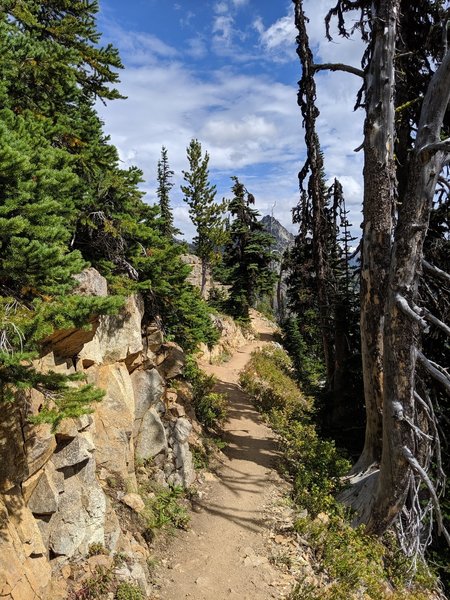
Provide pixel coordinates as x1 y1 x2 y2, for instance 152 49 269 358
240 347 347 516
184 356 228 430
194 392 228 429
239 347 309 415
115 582 144 600
87 542 107 557
291 517 436 600
143 485 190 531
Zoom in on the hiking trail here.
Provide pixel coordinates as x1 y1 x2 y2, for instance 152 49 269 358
154 312 296 600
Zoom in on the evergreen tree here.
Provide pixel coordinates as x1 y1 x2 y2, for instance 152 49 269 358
0 0 124 425
223 177 276 321
181 139 227 296
0 0 219 426
156 146 178 238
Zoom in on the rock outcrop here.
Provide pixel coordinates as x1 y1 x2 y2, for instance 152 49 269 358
0 268 200 600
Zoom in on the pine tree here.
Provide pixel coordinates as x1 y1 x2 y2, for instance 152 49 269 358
181 139 227 296
223 177 276 321
156 146 179 238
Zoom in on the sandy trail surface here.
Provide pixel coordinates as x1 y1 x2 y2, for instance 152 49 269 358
155 314 294 600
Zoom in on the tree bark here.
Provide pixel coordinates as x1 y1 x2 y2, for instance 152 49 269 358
353 0 398 473
368 47 450 535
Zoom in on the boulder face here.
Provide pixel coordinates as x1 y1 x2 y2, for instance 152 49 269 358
0 268 206 600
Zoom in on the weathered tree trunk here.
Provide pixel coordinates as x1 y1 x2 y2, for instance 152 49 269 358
368 47 450 535
352 0 398 474
200 259 208 298
294 0 335 389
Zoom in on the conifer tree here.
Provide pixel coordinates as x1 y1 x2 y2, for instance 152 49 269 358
181 139 227 296
156 146 179 238
223 177 276 321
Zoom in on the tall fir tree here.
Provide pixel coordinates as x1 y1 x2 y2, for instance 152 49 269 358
156 146 178 238
181 139 227 296
223 177 276 321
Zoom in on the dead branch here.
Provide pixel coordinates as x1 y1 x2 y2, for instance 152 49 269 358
422 309 450 337
422 259 450 284
396 294 429 331
419 137 450 159
417 351 450 394
402 446 450 545
312 62 364 77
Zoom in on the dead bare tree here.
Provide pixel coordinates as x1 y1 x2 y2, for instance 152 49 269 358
293 0 450 555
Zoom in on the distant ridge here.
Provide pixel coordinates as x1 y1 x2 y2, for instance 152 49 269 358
260 214 295 256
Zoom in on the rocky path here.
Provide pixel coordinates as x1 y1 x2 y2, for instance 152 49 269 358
154 313 295 600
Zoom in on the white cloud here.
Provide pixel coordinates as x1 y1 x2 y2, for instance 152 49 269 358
260 7 296 50
214 1 228 14
186 36 208 59
97 4 367 239
231 0 249 6
212 15 235 46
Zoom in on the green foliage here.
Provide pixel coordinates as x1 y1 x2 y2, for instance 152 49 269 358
143 486 190 531
222 177 277 321
181 139 228 280
0 1 220 431
290 517 437 600
183 356 228 429
239 347 309 415
240 347 348 516
79 565 114 600
156 146 178 238
88 543 108 557
191 436 228 470
280 317 325 392
194 392 228 430
115 582 144 600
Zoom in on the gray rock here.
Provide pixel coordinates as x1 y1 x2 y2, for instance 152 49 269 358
79 295 144 365
158 343 185 379
115 561 150 597
174 418 192 444
73 268 108 297
90 364 135 483
52 434 95 470
48 457 106 558
135 408 167 460
131 369 165 439
173 441 196 487
28 463 62 515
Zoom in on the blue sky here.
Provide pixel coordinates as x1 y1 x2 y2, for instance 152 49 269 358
97 0 365 240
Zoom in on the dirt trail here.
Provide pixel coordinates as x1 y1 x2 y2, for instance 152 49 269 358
155 313 294 600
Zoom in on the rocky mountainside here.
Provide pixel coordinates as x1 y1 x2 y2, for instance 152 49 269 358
0 268 248 600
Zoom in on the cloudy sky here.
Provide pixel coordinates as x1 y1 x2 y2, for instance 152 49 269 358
97 0 366 240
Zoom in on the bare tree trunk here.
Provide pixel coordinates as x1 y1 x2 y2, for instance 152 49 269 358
368 47 450 535
294 0 335 389
352 0 398 474
200 259 208 298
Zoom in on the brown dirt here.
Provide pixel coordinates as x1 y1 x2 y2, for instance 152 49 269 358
153 313 295 600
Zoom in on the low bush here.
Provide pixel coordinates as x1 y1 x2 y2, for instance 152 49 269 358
290 517 436 600
240 346 438 600
240 347 346 516
115 582 144 600
183 355 228 430
143 485 190 532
